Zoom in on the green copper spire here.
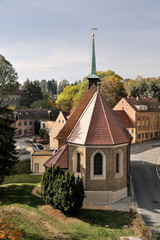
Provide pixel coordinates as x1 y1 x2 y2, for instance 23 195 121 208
87 33 99 89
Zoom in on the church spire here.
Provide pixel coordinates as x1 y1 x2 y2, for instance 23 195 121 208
87 32 99 89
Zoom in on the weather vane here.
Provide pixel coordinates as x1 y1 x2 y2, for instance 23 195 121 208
91 28 98 37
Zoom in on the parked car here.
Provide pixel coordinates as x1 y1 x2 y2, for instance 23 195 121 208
25 138 34 144
33 143 44 150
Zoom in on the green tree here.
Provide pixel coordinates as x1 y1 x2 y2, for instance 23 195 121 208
0 55 18 105
19 79 43 107
41 164 85 213
0 106 17 183
58 80 70 94
30 99 51 109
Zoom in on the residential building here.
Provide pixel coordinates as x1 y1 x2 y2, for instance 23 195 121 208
13 109 60 137
114 110 136 143
49 111 70 150
2 89 21 106
114 97 160 143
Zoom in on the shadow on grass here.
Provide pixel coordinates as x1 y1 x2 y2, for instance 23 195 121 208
0 184 44 208
76 208 131 229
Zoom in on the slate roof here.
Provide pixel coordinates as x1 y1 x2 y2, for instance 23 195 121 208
14 109 61 121
67 91 131 145
44 145 68 169
124 97 160 112
114 110 135 128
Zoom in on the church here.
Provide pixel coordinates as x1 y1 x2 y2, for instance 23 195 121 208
44 33 132 205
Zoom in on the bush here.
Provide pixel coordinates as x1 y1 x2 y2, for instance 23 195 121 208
10 160 31 175
41 164 85 213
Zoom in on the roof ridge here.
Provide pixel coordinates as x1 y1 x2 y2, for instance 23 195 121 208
84 91 98 145
99 93 114 144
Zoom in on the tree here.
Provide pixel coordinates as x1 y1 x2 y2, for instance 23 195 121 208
0 106 17 184
58 80 70 94
41 164 85 213
19 79 43 107
100 75 127 107
30 99 51 109
0 55 18 105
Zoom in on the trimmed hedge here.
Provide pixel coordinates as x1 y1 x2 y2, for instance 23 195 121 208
41 164 85 213
10 160 31 175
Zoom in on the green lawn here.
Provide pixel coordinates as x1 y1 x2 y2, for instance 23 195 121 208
0 174 137 240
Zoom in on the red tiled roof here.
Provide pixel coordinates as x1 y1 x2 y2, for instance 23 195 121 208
56 84 97 144
114 110 135 128
44 145 68 168
124 97 160 112
67 91 131 145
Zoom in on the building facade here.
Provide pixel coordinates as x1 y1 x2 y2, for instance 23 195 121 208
114 97 160 143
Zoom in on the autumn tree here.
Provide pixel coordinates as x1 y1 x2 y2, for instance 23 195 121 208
56 81 88 111
0 54 18 105
100 75 127 107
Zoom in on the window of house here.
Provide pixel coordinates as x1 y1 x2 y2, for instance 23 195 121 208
62 120 64 123
142 126 145 130
29 121 32 125
18 130 22 135
77 152 81 173
138 134 140 139
24 129 27 134
138 117 140 121
151 125 153 129
43 123 45 129
90 151 106 180
145 133 148 138
131 129 134 134
24 121 27 126
155 132 158 137
142 116 144 121
94 153 102 175
146 116 148 120
18 122 22 126
59 120 61 123
138 126 141 130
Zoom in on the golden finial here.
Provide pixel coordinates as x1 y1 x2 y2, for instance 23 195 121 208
91 28 98 38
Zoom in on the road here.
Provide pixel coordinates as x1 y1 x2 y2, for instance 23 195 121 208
131 140 160 229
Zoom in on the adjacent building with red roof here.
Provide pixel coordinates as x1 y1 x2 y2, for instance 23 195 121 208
114 96 160 143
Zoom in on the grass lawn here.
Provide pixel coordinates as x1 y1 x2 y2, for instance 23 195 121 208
0 174 140 240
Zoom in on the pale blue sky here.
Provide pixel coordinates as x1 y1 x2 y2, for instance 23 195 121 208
1 0 160 83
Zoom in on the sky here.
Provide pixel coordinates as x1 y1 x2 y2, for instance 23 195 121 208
1 0 160 84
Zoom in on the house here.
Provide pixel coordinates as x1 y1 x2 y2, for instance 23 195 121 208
49 111 70 150
13 109 60 137
114 97 160 143
31 150 55 174
2 89 21 106
43 33 132 205
114 110 136 143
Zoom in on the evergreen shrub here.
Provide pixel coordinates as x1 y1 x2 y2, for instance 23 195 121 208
41 164 85 213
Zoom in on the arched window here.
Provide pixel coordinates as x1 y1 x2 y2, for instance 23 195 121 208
115 149 123 178
77 152 81 173
116 153 120 173
94 153 102 175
